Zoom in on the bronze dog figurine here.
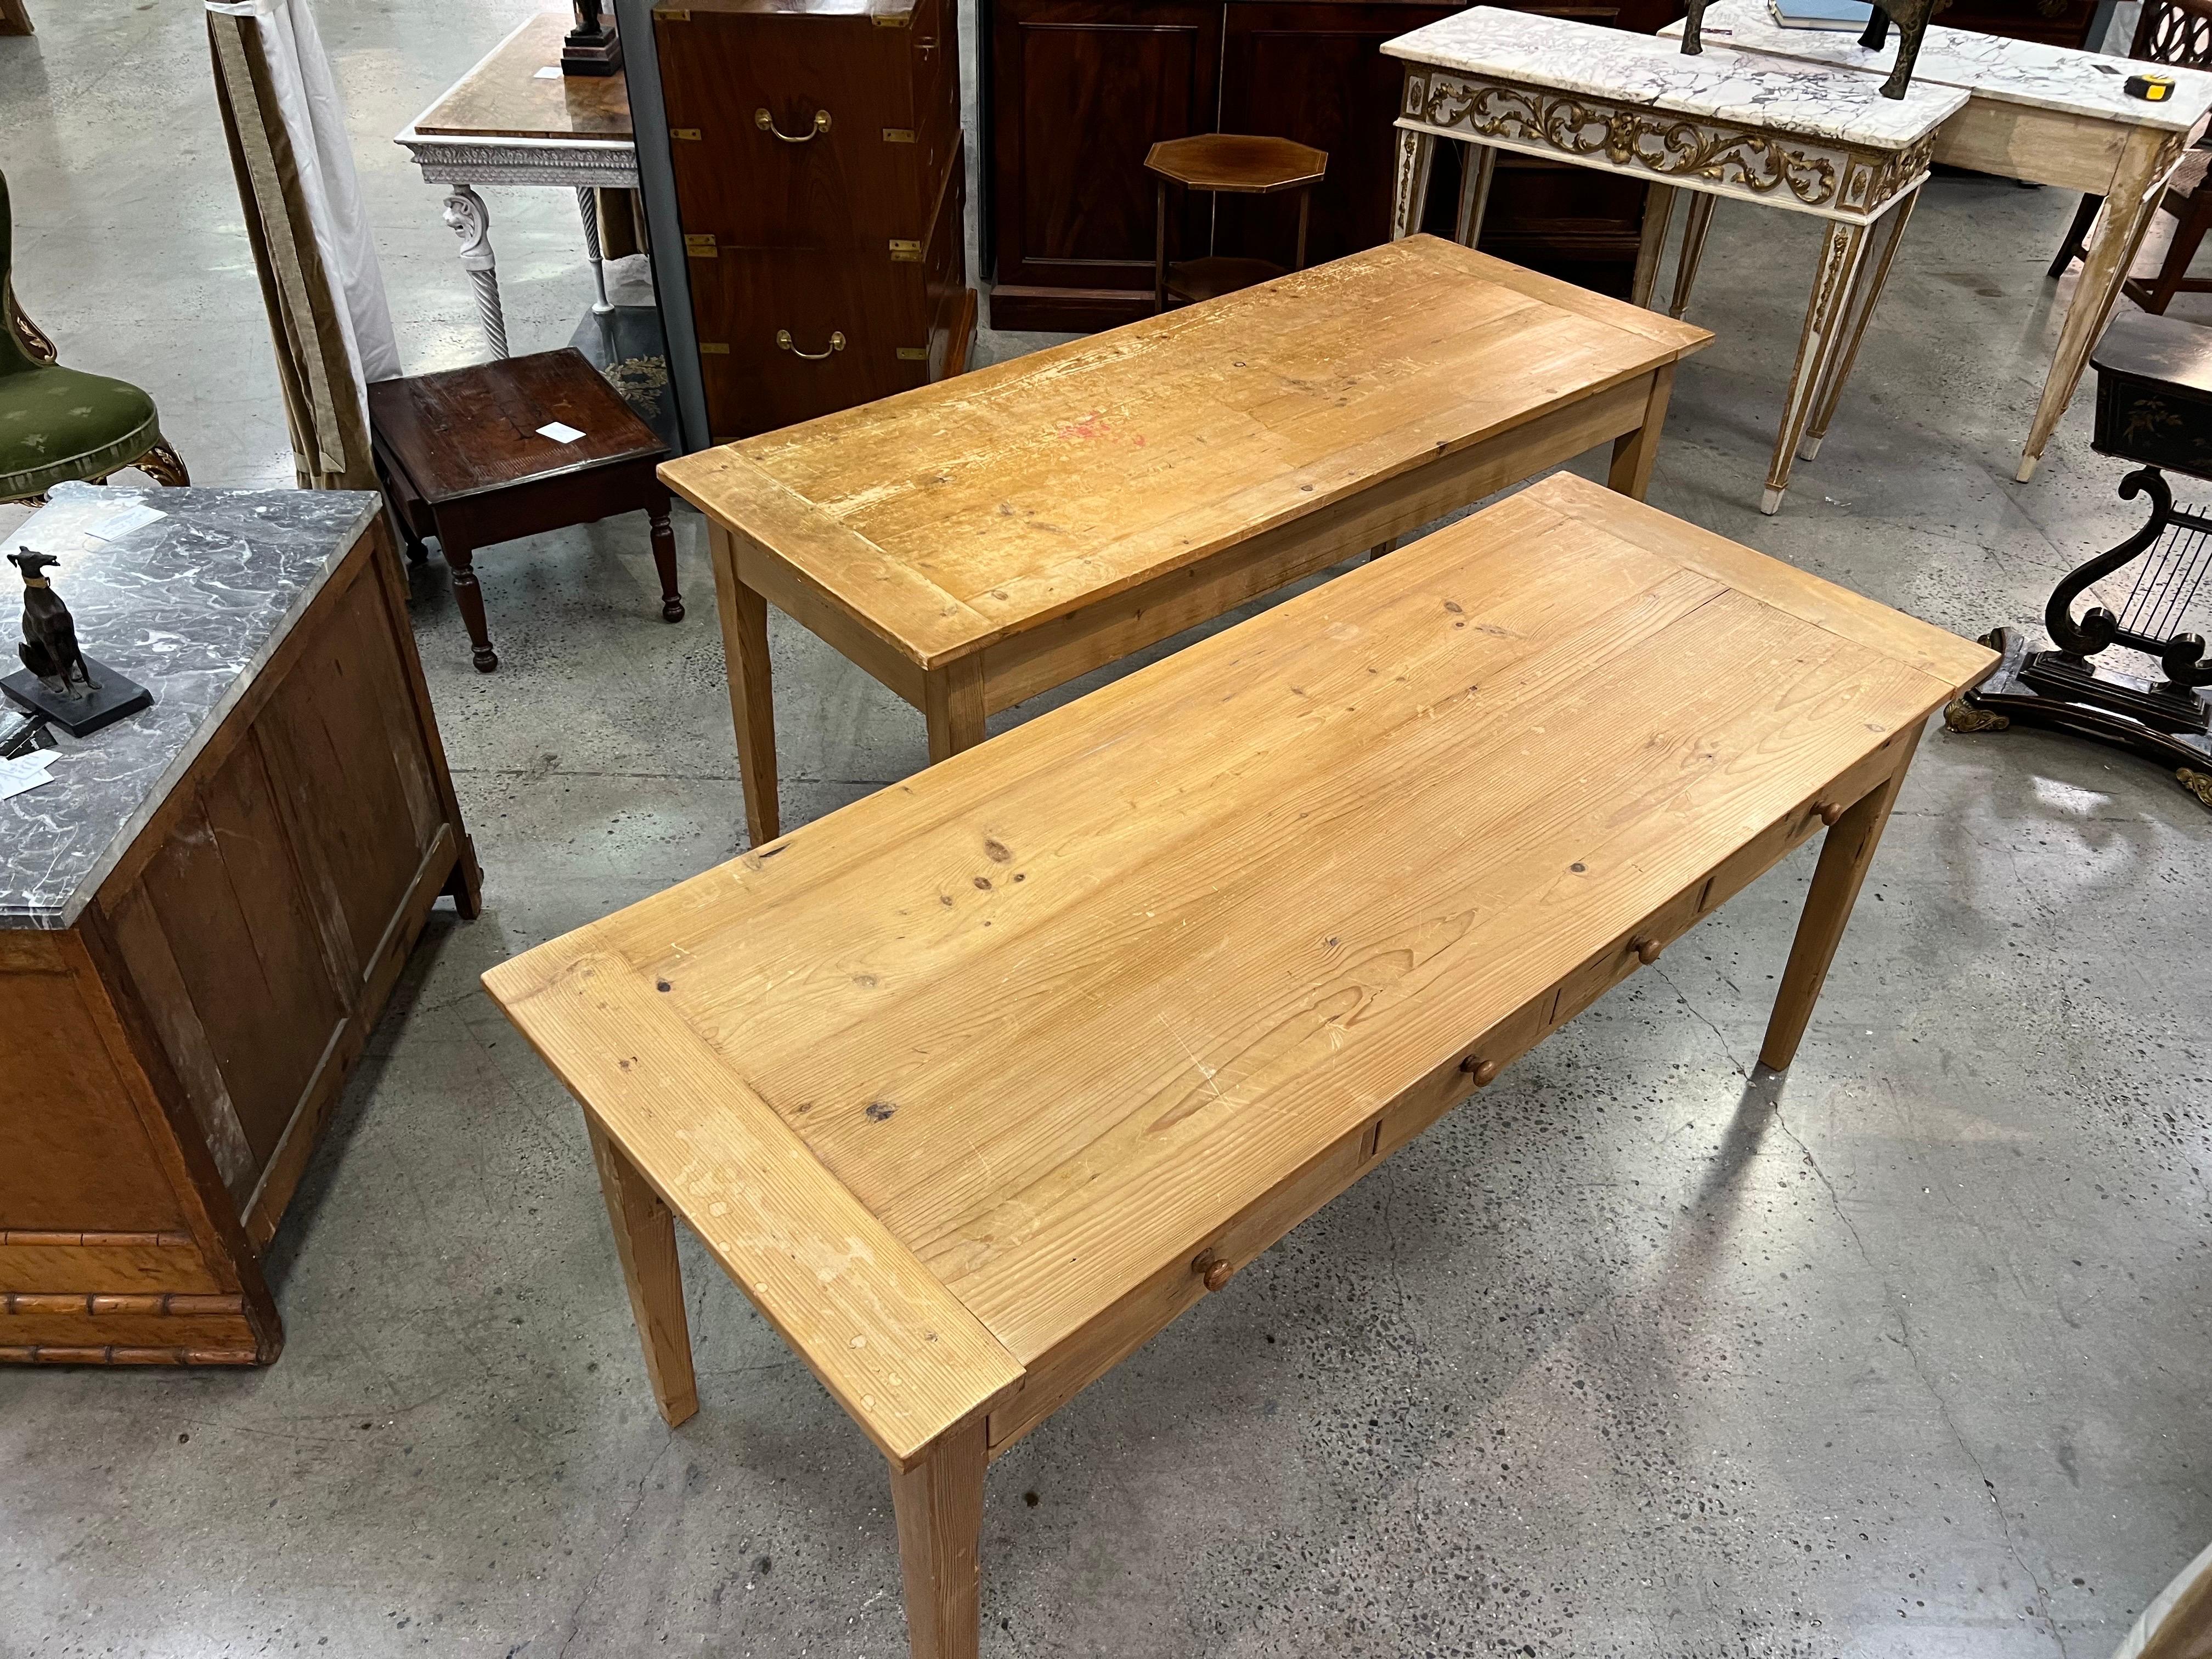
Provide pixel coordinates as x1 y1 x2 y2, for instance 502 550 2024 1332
9 550 98 695
1681 0 1951 101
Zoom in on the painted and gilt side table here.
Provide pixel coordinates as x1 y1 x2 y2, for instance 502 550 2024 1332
1661 0 2212 483
396 10 639 359
1386 6 1967 514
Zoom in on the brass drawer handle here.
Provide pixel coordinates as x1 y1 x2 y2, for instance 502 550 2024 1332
755 108 831 143
776 328 845 360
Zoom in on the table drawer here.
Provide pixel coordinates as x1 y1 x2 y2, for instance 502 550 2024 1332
986 1117 1372 1456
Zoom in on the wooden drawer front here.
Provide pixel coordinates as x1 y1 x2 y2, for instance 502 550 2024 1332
658 7 952 249
1370 988 1553 1166
986 1119 1372 1455
696 150 964 439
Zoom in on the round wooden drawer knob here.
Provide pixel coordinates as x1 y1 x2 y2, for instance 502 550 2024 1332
1460 1056 1499 1086
1630 934 1663 964
1816 799 1846 826
1194 1252 1232 1292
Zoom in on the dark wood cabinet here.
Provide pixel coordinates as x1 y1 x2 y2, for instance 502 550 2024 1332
983 0 1681 332
653 0 975 440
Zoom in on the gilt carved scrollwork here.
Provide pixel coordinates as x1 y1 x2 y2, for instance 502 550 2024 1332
1407 72 1929 216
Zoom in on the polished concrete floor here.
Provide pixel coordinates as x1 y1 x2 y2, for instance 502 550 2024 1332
4 4 2210 1657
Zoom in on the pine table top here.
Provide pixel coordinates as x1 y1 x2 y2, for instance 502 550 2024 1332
486 473 1993 1464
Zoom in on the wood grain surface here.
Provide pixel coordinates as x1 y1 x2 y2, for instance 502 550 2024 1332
412 12 633 142
492 473 1992 1422
661 235 1709 669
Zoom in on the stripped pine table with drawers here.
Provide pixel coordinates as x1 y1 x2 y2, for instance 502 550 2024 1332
659 233 1708 847
484 471 1994 1658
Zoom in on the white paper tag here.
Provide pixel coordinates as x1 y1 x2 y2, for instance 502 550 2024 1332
82 502 166 543
0 752 55 802
537 421 586 444
535 64 563 78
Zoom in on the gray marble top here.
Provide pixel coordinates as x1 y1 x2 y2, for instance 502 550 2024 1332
1384 7 1968 149
1 483 382 931
1661 0 2212 131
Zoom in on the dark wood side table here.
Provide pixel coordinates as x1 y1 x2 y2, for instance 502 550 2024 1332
370 346 682 672
1145 134 1327 313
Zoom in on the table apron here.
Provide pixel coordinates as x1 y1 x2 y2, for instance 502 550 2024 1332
1929 100 2139 194
397 132 640 191
1395 66 1935 224
977 373 1659 714
983 730 1912 1460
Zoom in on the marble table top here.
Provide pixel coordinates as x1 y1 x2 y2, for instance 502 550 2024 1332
1 483 382 932
1661 0 2212 132
1384 7 1968 149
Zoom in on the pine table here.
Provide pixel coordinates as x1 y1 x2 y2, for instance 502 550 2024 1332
484 471 1995 1659
659 233 1708 846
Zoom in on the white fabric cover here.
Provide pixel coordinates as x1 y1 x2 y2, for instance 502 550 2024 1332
206 0 401 393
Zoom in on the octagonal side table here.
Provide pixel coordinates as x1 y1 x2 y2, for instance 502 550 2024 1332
1143 134 1328 314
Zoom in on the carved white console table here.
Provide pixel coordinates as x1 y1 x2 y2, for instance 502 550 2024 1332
1386 7 1966 514
1659 0 2212 484
396 11 639 359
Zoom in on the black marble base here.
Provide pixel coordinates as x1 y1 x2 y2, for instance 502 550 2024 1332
3 657 154 737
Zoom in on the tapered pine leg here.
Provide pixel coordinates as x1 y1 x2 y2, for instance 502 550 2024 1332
1607 363 1678 502
709 523 780 846
890 1418 989 1659
922 657 986 764
1759 726 1921 1071
585 1115 698 1428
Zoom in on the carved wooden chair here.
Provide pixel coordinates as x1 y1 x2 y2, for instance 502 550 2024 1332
2049 0 2212 312
0 170 188 505
1683 0 1949 99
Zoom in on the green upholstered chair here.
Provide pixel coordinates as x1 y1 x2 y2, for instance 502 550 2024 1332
1 169 188 505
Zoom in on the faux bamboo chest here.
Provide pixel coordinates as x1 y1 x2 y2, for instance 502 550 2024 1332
0 487 477 1364
653 0 976 439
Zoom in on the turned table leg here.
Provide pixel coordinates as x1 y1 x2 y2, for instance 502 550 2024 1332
585 1115 699 1428
709 523 780 847
1607 363 1678 503
890 1418 989 1659
2018 125 2183 482
442 184 510 359
435 521 499 673
646 485 684 623
1759 726 1921 1071
922 657 986 764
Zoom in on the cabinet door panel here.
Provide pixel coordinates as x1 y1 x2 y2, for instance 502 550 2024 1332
989 0 1222 294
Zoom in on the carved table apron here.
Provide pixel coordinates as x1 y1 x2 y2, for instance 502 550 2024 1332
1386 7 1965 515
396 13 641 359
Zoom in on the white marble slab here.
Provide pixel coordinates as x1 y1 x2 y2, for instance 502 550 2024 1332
1384 7 1967 149
1661 0 2212 131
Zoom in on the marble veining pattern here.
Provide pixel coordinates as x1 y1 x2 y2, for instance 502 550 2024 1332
1384 7 1967 149
0 483 381 931
1663 0 2212 130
